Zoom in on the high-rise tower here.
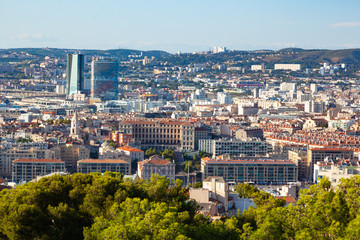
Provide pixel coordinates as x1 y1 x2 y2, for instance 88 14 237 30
91 57 119 100
66 54 85 98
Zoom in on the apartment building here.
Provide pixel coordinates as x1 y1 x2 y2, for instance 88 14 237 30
137 155 176 182
274 64 301 71
235 128 264 140
199 138 268 158
12 158 65 182
77 159 130 175
119 120 194 151
0 148 55 178
314 161 360 187
201 156 298 184
54 145 90 172
117 146 144 162
307 148 354 182
194 127 210 150
0 142 48 150
288 150 307 180
109 131 132 145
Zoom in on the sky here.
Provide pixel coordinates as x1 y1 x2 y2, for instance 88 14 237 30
1 0 360 53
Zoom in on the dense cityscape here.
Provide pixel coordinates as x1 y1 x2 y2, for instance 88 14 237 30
1 0 360 238
0 46 360 239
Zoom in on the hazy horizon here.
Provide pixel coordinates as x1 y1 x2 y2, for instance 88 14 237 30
1 0 360 53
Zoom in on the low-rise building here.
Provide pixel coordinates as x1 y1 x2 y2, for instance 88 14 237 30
199 138 268 158
12 158 65 182
77 159 130 175
137 155 175 182
235 128 264 140
314 161 360 187
117 146 144 162
0 148 55 178
189 176 255 217
307 148 354 182
54 145 90 173
201 155 298 184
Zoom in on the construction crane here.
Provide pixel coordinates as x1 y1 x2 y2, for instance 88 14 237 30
138 94 157 112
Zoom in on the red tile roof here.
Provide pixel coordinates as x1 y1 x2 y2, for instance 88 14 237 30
138 156 174 166
117 146 143 152
310 148 352 151
276 196 297 203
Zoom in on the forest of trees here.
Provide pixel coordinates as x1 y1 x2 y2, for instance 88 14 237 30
1 173 360 239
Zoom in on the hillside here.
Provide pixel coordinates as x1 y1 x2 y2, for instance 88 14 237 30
0 48 171 61
264 48 360 67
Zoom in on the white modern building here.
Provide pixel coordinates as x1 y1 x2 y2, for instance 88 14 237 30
274 64 301 71
217 92 232 104
198 138 269 157
280 82 297 92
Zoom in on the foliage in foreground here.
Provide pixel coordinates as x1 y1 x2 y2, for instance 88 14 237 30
2 173 360 239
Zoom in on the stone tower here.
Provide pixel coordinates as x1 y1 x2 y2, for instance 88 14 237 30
69 111 81 140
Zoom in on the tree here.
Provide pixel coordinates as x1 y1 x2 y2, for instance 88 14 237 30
161 148 175 160
184 161 193 172
145 148 157 158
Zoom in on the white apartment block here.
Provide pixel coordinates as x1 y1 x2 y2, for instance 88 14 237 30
274 64 301 71
198 138 269 158
251 65 263 71
314 162 360 187
280 82 297 92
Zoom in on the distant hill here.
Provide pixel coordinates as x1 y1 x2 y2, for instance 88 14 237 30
0 48 171 61
265 48 360 66
1 47 360 69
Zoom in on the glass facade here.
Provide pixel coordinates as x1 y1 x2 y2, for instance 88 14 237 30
91 57 119 100
66 54 85 98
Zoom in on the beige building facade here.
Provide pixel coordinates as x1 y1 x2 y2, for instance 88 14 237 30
54 145 90 172
137 155 176 181
119 120 194 151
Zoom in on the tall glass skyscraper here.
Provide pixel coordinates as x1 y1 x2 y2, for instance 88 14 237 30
66 54 85 98
91 57 119 100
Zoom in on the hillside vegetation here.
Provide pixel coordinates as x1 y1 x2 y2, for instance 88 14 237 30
1 173 360 239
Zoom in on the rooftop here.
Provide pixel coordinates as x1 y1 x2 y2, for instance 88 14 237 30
13 158 64 163
202 157 295 165
117 146 143 152
78 159 129 164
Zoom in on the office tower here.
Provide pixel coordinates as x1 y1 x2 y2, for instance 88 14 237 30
91 57 119 100
66 54 85 98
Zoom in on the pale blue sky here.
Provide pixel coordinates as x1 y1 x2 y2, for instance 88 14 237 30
1 0 360 53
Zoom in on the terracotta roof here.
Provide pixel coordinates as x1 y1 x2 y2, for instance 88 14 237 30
138 157 174 166
276 196 297 203
117 146 143 152
13 158 64 163
78 159 129 164
310 148 352 151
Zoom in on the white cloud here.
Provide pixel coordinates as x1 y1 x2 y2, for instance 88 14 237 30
330 22 360 28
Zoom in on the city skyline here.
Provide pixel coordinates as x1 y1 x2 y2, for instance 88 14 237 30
1 0 360 53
